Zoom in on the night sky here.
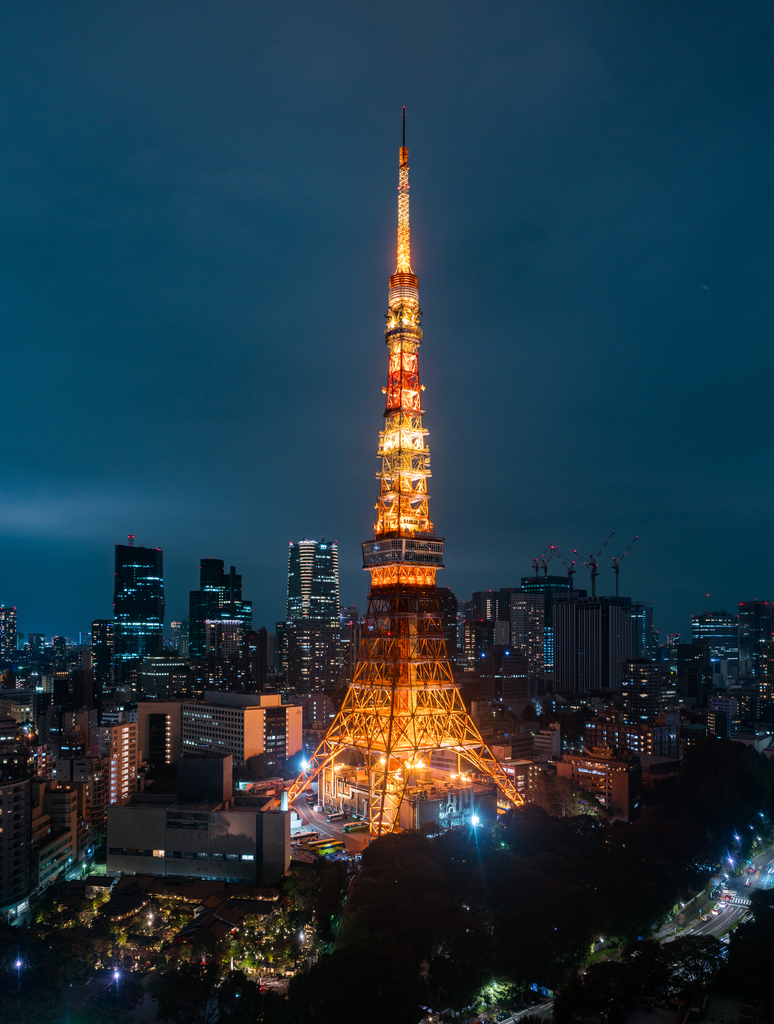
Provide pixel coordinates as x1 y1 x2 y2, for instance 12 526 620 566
1 2 773 643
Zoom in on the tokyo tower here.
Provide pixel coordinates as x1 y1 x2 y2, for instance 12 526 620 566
288 112 523 836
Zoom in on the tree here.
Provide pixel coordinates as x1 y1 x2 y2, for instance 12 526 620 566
77 974 144 1024
666 936 724 990
148 963 221 1024
217 970 274 1023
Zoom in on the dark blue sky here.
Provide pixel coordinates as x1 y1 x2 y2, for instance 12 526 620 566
1 2 773 642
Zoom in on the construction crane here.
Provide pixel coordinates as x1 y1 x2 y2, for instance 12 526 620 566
574 532 615 598
531 545 557 578
612 536 639 597
549 546 576 588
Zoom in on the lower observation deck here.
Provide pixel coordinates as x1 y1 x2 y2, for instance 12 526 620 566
362 535 444 569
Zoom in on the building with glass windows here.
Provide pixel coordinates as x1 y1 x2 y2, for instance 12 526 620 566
0 607 18 663
691 610 738 676
520 576 585 672
286 538 339 624
113 539 164 676
737 601 772 676
284 539 340 690
188 559 252 659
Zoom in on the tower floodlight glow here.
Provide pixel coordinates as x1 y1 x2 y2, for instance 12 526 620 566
288 112 523 837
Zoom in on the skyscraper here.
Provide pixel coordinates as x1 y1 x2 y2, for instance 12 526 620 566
691 610 738 677
91 619 114 689
0 607 18 662
113 538 164 677
286 539 339 624
284 539 340 691
631 603 658 661
521 575 584 672
188 559 252 658
290 114 521 834
553 596 632 692
509 593 545 684
737 601 772 676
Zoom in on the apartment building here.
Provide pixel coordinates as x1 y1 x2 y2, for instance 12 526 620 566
97 721 139 805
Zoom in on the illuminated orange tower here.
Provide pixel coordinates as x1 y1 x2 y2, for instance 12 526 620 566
288 112 523 835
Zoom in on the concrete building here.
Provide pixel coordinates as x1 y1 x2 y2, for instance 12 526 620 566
553 597 633 693
498 758 541 803
0 775 31 920
557 747 641 821
533 722 562 762
136 700 184 764
181 692 302 767
106 756 290 886
97 721 139 805
52 757 110 839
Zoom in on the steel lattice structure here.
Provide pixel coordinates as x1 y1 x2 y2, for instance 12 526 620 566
288 115 523 836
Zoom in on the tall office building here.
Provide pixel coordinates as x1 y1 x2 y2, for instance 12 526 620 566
285 539 340 691
553 596 632 693
676 642 712 705
738 601 772 676
287 539 339 624
691 610 738 676
509 593 545 683
521 576 585 672
188 559 253 659
631 603 658 661
91 619 114 686
0 607 18 662
113 539 164 675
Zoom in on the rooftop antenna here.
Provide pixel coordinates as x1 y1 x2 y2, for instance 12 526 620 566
403 106 405 147
127 534 134 547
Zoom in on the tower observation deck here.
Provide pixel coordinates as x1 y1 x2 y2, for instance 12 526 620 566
288 112 523 836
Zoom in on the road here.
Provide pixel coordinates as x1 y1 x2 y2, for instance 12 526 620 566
290 796 370 858
496 999 555 1023
665 842 774 940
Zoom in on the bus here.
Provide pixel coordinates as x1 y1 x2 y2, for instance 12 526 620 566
327 812 346 822
307 839 345 856
295 831 320 844
342 821 369 834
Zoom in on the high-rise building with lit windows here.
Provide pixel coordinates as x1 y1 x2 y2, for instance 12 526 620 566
284 539 340 691
287 539 339 624
691 610 738 674
0 607 17 662
737 601 771 676
189 559 252 658
112 538 164 675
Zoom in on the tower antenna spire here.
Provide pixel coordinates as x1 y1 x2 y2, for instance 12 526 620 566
402 105 405 147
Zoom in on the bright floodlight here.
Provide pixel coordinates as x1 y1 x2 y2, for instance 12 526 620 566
301 759 309 771
15 960 21 969
471 815 480 826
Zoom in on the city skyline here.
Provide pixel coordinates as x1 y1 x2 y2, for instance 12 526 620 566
1 4 773 644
